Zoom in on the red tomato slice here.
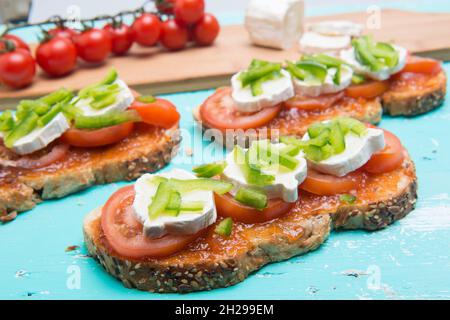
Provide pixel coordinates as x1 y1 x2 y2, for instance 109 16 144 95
101 186 202 259
130 98 180 129
363 129 405 174
345 80 390 99
284 91 345 110
300 169 364 196
401 56 442 75
61 122 134 148
214 193 294 224
199 87 281 131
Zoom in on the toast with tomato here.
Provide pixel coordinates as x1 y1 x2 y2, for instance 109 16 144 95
194 40 445 145
83 118 417 293
0 69 181 221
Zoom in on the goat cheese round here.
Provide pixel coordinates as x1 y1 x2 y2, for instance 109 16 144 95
222 143 307 203
132 169 216 240
340 45 407 81
231 69 294 113
12 113 70 155
303 127 385 177
74 79 134 116
245 0 304 50
299 32 351 54
292 64 353 97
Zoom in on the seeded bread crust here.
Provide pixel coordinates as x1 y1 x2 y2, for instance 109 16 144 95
0 125 180 217
382 70 447 116
83 157 417 293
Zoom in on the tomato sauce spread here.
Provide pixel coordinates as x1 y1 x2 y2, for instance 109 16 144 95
389 70 444 93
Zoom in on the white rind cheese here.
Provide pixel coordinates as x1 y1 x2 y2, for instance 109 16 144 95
292 64 353 97
222 143 307 203
245 0 304 50
132 169 216 240
340 45 407 81
12 113 70 155
308 20 363 37
299 32 351 54
304 127 385 177
231 69 294 113
74 79 134 116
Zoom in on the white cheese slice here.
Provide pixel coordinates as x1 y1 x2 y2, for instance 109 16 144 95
308 20 363 37
299 32 351 54
340 45 407 81
304 127 385 177
132 169 216 240
12 113 70 155
74 79 134 116
222 143 307 203
231 69 294 113
292 64 353 97
245 0 304 50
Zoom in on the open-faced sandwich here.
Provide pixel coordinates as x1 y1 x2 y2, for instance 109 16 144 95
84 117 417 293
0 69 181 221
194 36 446 144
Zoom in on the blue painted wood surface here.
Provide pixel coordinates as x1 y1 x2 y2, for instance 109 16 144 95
1 2 450 300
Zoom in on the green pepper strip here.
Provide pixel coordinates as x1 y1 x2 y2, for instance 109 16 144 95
235 187 268 210
339 194 357 204
4 112 39 148
167 178 233 195
234 146 275 187
215 217 233 237
148 181 173 220
353 37 384 72
256 142 299 171
192 161 227 178
0 110 14 132
240 63 281 88
79 68 118 98
74 110 141 129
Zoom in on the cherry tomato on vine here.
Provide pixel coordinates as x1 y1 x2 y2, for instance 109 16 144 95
174 0 205 25
193 13 220 46
132 13 161 47
0 48 36 88
103 23 135 55
73 28 111 63
156 0 176 14
0 34 30 52
36 37 77 77
47 27 78 41
160 19 188 51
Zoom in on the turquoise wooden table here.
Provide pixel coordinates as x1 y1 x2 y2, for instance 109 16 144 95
1 1 450 300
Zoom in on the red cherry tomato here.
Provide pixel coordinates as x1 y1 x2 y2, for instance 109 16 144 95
36 37 77 77
0 48 35 88
156 0 176 14
174 0 205 25
73 28 111 63
47 27 78 41
193 13 220 46
0 34 30 52
103 23 135 55
130 98 180 128
132 13 162 47
160 19 188 51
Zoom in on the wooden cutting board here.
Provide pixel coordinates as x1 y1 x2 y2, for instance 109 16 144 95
0 8 449 109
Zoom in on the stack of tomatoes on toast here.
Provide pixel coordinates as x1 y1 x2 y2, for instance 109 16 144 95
0 69 181 220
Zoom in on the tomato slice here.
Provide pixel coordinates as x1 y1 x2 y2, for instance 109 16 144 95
130 98 180 129
362 129 405 174
401 56 442 75
61 122 134 148
284 92 345 110
101 186 203 259
345 80 390 99
214 193 294 224
199 87 281 131
300 169 364 196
